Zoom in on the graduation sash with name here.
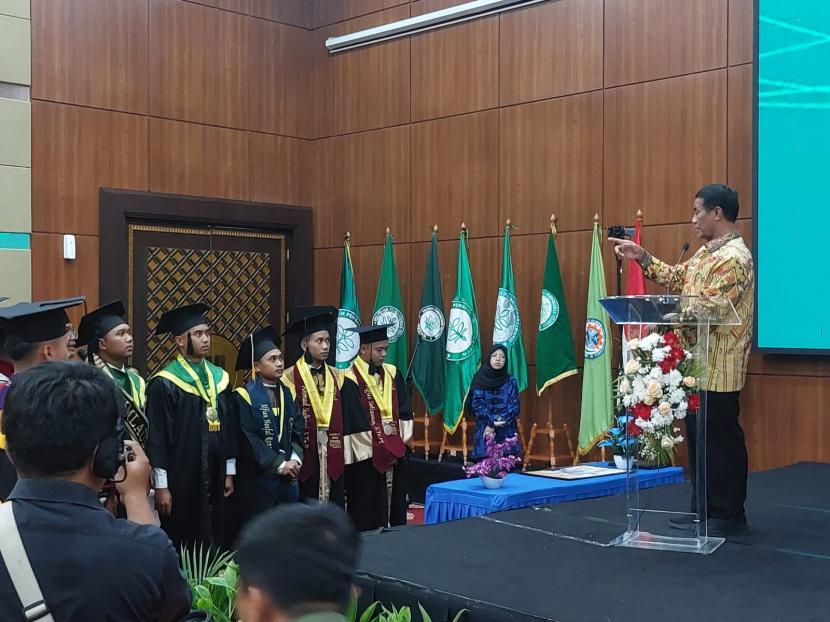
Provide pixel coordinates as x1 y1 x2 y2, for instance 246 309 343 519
96 356 149 446
352 358 405 473
293 358 344 482
236 378 286 452
155 355 229 432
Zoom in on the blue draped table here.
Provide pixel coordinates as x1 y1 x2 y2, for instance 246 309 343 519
424 463 684 525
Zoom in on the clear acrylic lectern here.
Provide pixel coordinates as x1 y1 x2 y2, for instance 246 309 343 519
600 295 741 555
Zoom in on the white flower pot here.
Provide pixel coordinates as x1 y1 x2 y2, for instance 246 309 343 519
480 475 505 489
614 455 635 471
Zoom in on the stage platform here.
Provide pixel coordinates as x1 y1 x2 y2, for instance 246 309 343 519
357 462 830 622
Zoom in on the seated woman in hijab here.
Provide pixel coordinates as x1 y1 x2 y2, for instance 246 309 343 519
469 345 521 460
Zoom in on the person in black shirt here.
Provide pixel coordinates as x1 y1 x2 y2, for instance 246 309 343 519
0 361 191 622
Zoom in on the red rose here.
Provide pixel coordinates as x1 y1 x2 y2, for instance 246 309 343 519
663 331 679 346
688 393 701 412
659 360 675 374
627 419 642 437
631 402 652 421
670 345 685 362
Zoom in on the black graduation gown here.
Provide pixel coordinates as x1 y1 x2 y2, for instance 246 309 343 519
227 380 305 539
145 377 236 549
341 368 412 532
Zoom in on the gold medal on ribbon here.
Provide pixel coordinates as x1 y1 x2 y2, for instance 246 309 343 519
206 406 221 432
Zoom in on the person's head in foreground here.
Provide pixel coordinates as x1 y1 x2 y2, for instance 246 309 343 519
235 503 361 622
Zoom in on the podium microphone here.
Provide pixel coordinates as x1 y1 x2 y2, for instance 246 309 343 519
666 243 690 295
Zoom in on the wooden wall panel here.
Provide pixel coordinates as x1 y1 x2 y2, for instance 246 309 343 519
604 71 728 227
500 92 604 235
728 64 754 215
307 26 336 139
499 0 603 106
149 0 250 129
332 6 411 134
411 111 499 242
31 102 149 236
313 0 408 28
31 0 149 114
333 125 410 247
728 0 755 66
186 0 248 13
604 0 728 87
308 138 341 249
410 14 498 121
149 118 250 200
314 247 341 307
249 20 308 138
249 133 309 207
31 233 100 317
742 374 830 470
249 0 313 28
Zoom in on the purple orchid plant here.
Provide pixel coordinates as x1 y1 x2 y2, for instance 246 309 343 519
463 432 522 479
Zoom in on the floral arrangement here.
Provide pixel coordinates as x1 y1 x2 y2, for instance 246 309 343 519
463 433 521 479
615 330 702 466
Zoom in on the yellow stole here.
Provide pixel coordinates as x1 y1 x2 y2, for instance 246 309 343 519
352 357 394 421
297 357 334 427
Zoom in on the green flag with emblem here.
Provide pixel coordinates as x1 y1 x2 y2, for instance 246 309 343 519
577 219 614 455
412 228 446 414
372 230 408 371
443 228 481 434
493 223 528 393
335 233 361 370
536 217 578 395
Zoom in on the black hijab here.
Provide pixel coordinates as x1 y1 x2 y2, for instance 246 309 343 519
471 345 510 392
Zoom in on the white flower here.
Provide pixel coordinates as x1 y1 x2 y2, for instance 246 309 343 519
667 370 682 388
669 388 686 405
661 436 675 450
651 348 667 363
673 435 685 444
683 376 697 388
624 359 640 375
649 367 663 380
658 402 672 415
619 378 631 394
639 333 661 351
627 338 640 351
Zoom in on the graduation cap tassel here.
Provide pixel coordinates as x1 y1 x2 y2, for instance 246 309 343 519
186 332 195 356
250 333 256 381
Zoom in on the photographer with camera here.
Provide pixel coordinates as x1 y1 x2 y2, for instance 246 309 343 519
0 362 191 622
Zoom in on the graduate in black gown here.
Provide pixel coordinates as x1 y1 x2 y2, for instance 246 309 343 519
0 297 84 500
341 325 413 532
229 326 304 537
145 303 237 549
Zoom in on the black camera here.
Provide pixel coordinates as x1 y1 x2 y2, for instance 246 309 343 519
607 225 636 239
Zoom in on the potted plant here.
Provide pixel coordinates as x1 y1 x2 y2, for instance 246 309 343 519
463 432 521 488
598 414 639 470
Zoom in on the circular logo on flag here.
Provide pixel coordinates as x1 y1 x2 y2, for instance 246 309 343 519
372 306 405 343
417 305 445 342
539 289 560 331
584 317 607 360
493 288 520 347
446 301 477 361
335 309 360 364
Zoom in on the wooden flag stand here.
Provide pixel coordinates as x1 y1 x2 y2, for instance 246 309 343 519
408 412 431 460
522 397 575 470
439 417 468 464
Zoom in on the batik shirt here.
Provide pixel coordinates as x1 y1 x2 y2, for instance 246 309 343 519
638 231 754 392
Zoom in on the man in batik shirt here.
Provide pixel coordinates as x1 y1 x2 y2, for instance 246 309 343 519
610 184 754 537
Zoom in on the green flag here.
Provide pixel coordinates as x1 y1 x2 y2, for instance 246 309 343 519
335 235 361 370
412 229 446 414
443 229 481 434
577 221 614 455
536 223 578 395
371 231 408 371
493 224 528 393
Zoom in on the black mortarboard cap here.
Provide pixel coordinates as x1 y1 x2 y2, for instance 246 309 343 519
0 296 85 344
236 325 281 370
155 303 210 336
285 305 337 338
349 324 390 345
77 300 127 347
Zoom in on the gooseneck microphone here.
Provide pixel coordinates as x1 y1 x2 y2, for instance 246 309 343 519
666 243 690 295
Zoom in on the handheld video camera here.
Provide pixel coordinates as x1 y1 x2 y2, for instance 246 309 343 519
607 225 636 239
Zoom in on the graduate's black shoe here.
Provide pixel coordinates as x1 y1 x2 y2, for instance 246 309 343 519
706 515 750 538
668 514 697 531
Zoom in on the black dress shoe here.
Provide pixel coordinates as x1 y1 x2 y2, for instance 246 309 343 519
668 514 698 530
706 515 750 538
